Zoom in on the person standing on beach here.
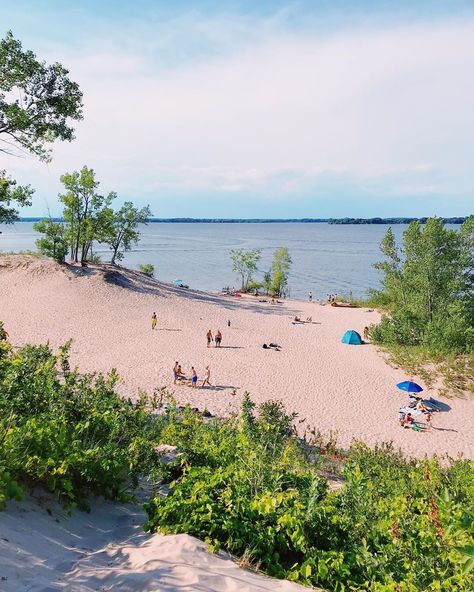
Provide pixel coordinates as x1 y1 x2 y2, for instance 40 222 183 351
191 367 198 388
201 365 212 387
151 312 157 330
227 319 231 328
308 291 312 302
173 361 179 385
206 330 213 347
215 329 222 347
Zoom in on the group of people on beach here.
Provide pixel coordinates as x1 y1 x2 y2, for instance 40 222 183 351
398 396 434 432
173 361 212 388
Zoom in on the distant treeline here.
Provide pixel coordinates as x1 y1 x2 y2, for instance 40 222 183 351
328 217 468 224
18 216 469 224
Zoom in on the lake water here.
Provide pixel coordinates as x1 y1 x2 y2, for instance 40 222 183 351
0 222 456 299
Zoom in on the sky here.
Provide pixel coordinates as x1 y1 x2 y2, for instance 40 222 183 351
2 0 474 218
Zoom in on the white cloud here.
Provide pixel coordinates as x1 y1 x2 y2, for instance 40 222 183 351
5 14 474 214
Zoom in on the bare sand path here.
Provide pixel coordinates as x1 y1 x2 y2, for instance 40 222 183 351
1 255 473 459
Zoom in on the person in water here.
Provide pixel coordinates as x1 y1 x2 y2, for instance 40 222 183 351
206 330 213 347
191 367 198 388
308 291 312 302
151 312 157 330
201 365 212 387
215 329 222 347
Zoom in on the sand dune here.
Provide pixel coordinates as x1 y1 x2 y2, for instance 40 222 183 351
0 488 308 591
1 254 472 459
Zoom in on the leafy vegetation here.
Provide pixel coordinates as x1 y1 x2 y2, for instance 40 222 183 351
33 217 68 263
230 248 262 291
0 31 82 224
34 166 152 266
366 218 474 394
270 246 292 296
144 395 474 591
0 336 472 590
0 340 162 509
139 263 154 277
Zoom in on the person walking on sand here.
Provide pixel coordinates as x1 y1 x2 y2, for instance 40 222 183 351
308 291 312 302
227 319 231 328
201 365 212 388
151 312 157 330
173 361 179 385
363 326 370 341
206 329 213 347
191 366 198 388
215 329 222 347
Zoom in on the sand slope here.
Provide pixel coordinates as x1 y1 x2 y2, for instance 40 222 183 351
1 254 473 458
0 489 308 591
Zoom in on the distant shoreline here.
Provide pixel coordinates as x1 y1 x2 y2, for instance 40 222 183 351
17 216 469 224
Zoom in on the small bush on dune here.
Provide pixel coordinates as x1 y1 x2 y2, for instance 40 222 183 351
138 263 154 277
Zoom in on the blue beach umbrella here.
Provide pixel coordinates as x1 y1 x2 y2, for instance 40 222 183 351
396 381 423 394
173 279 184 286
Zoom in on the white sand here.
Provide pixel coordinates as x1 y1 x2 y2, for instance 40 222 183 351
0 488 308 591
1 255 473 459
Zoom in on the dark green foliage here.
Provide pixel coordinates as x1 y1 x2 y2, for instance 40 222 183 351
0 340 162 508
370 217 474 355
145 400 474 591
0 31 83 162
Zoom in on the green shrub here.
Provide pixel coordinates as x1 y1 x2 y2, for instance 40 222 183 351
0 341 163 507
138 263 154 277
145 401 474 591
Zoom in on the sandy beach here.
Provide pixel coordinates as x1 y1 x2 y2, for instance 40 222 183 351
1 254 473 459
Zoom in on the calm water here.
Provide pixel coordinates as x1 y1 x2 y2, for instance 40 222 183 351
0 222 457 299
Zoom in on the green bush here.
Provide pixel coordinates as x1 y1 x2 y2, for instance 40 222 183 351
145 400 474 591
138 263 154 277
0 341 163 508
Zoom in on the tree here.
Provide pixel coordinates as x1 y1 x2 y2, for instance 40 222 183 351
34 217 68 263
0 31 82 224
371 217 474 353
270 247 292 296
59 166 114 264
0 172 33 225
230 248 261 291
0 31 83 161
263 269 272 294
102 202 152 265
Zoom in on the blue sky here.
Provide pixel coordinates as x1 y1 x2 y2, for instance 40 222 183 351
2 0 474 218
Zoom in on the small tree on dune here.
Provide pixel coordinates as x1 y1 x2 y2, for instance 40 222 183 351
270 247 292 296
34 217 68 263
230 248 262 292
102 202 152 265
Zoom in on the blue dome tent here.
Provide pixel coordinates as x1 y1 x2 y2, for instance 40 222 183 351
341 330 363 345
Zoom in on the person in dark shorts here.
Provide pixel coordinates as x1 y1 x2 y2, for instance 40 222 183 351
206 330 213 347
173 361 179 384
215 329 222 347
